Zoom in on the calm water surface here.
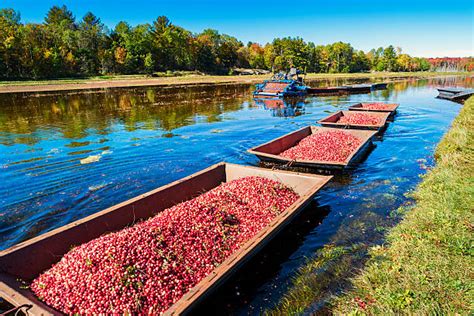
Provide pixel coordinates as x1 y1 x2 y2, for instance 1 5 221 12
0 76 472 313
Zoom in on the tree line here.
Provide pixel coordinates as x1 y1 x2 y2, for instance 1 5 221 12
0 6 449 80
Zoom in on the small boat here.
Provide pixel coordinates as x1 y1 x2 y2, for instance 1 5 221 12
254 68 309 97
436 88 474 103
0 163 331 315
317 110 391 133
248 126 377 171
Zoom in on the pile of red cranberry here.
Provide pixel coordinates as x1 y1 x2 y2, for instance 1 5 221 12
360 102 394 111
31 176 299 314
280 130 362 162
338 112 382 125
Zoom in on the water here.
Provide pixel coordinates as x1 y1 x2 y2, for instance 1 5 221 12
0 76 471 313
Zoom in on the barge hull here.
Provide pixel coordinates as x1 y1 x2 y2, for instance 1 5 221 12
0 163 331 315
317 110 391 133
247 126 377 171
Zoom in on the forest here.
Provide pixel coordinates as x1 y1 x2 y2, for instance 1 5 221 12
0 6 472 80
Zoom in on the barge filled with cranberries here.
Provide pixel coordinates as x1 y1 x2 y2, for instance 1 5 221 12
0 163 331 315
348 102 399 119
317 110 391 132
248 126 377 171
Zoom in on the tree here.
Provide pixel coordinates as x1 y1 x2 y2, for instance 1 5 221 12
326 42 354 73
0 6 439 79
381 45 399 71
351 50 371 72
247 43 265 69
0 8 22 78
397 54 413 71
43 5 77 76
269 37 311 71
45 5 75 26
77 12 105 75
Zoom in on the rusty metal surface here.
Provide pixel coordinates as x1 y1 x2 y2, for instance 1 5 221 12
247 126 377 170
0 163 331 316
317 110 391 132
348 102 399 114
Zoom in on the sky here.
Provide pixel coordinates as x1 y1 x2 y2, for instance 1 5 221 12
2 0 473 57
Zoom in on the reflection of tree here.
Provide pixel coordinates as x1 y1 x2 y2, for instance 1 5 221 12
0 84 251 145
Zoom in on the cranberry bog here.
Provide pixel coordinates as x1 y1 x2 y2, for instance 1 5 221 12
348 102 399 119
247 126 376 171
317 110 391 132
0 162 331 315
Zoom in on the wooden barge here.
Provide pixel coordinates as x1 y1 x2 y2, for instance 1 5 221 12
317 110 391 133
247 126 377 171
0 163 331 315
436 88 474 103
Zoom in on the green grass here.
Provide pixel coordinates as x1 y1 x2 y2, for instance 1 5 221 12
331 96 474 314
0 71 470 87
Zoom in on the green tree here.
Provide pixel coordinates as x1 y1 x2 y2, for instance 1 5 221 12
77 12 105 75
0 8 22 78
381 45 399 71
44 5 77 76
351 50 371 72
326 42 354 73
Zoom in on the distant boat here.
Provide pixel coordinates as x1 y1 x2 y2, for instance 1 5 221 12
436 87 474 102
307 83 387 95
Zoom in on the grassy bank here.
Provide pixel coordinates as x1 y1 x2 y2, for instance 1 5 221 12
267 97 473 315
0 72 470 94
331 97 473 314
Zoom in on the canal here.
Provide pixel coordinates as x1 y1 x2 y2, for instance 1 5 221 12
0 75 472 313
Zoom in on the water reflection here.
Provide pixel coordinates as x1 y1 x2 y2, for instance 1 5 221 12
0 84 252 145
254 97 306 117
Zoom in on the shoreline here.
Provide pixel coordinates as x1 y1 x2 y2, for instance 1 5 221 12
0 72 470 95
332 96 473 314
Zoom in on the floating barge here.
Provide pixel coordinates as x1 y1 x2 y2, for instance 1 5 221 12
0 163 331 315
318 110 391 132
248 126 377 171
342 84 372 93
307 83 387 95
348 102 399 120
436 88 474 103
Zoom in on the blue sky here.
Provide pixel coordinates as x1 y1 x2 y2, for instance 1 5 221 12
2 0 473 57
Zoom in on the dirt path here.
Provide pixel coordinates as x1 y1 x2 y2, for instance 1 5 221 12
0 75 267 94
0 72 469 94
